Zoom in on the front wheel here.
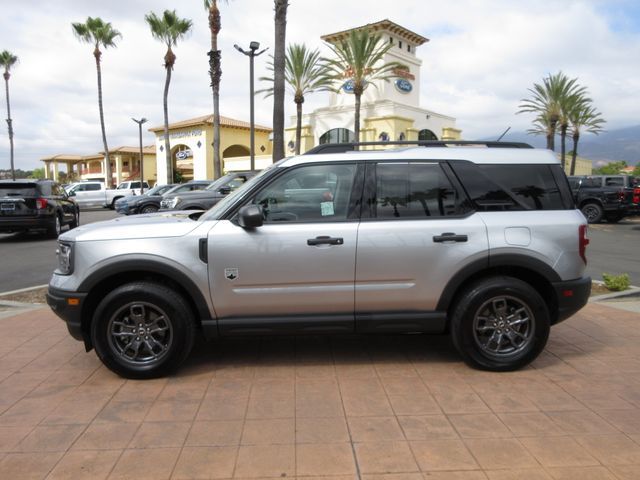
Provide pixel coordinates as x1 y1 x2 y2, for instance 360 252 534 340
91 282 195 379
140 204 158 214
450 276 550 371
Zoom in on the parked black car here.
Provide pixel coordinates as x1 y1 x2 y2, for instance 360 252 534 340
160 172 256 211
568 174 640 223
115 181 214 215
0 179 79 237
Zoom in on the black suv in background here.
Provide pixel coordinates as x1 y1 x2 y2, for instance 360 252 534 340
0 179 79 237
160 171 256 211
568 174 640 223
115 180 214 215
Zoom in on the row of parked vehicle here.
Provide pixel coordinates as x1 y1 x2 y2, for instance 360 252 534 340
567 174 640 223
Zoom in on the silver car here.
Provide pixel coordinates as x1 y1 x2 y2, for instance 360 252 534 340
47 142 591 378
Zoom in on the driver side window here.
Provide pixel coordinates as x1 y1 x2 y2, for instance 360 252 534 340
252 164 357 223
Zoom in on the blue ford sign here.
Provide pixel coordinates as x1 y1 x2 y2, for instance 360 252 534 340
395 79 413 93
342 80 355 94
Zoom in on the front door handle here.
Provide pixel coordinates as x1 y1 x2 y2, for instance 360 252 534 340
433 232 468 243
307 236 344 246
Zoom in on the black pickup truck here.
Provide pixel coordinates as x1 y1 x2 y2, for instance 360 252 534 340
568 174 640 223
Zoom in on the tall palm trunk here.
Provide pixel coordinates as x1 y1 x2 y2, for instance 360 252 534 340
295 98 302 155
3 71 14 181
272 0 288 162
354 92 361 145
548 118 558 151
570 131 580 176
94 47 112 186
163 48 174 182
560 124 567 170
208 1 222 179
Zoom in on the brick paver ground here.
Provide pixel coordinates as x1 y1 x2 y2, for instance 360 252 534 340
0 303 639 479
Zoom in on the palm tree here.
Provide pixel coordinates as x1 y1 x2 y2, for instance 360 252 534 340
204 0 228 179
145 10 193 182
518 72 585 154
0 50 18 181
272 0 289 162
323 28 401 144
259 44 332 155
72 17 121 187
568 104 605 175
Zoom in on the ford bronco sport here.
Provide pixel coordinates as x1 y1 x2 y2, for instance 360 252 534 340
47 141 591 378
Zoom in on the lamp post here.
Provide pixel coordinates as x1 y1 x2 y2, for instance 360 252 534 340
131 117 148 193
234 41 268 171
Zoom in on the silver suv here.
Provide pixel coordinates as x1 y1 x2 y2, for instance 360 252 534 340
47 142 591 378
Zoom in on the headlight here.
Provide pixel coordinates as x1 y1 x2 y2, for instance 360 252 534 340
167 197 180 209
56 242 74 275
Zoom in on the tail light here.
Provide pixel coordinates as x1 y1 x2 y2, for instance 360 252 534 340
579 224 589 264
35 198 48 210
633 187 640 204
617 189 625 202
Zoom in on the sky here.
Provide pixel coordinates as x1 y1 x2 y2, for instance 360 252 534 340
1 0 639 170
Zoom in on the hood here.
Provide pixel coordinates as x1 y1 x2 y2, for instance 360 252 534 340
60 211 202 242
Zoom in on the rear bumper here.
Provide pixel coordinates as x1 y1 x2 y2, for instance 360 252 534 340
552 276 591 324
0 216 53 232
46 286 87 342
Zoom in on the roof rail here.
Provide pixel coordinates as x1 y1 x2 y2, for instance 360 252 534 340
304 140 534 155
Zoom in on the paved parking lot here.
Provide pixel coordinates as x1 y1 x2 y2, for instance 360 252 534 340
0 303 639 479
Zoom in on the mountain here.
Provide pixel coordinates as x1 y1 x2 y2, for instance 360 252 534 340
483 125 640 165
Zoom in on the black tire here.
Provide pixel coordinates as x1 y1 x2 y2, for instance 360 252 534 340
140 204 158 214
46 214 62 239
69 209 80 229
450 276 550 371
110 197 123 210
91 282 196 379
581 202 603 224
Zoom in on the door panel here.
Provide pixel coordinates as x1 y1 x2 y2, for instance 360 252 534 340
208 220 358 318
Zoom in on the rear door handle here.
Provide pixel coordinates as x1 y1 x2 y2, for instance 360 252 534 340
433 232 468 243
307 236 344 246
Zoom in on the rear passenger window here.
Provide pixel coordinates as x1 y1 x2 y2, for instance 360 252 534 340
374 163 468 218
450 162 569 211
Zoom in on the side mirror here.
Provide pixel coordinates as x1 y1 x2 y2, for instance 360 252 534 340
219 186 231 195
238 204 263 228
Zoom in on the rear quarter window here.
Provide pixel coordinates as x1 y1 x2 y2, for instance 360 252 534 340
450 162 572 211
0 184 38 197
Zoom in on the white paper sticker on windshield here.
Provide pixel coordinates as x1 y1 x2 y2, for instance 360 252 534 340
320 202 334 216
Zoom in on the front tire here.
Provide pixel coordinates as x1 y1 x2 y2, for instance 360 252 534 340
450 276 550 371
140 204 158 214
91 282 195 379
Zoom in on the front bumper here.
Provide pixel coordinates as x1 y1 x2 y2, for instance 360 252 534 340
552 276 591 324
46 286 87 343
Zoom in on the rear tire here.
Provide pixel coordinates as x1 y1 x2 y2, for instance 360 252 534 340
69 209 80 229
581 202 603 223
91 282 195 379
46 214 61 239
450 276 550 371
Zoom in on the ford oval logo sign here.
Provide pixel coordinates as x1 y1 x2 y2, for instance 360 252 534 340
342 80 355 94
395 79 413 93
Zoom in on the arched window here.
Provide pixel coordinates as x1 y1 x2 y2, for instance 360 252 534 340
418 129 438 141
319 128 355 145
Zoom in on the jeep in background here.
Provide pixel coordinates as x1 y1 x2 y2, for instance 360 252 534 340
159 172 256 211
568 174 640 223
47 141 591 378
0 179 79 238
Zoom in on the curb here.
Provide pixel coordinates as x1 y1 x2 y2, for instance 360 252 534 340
0 284 48 297
589 283 640 303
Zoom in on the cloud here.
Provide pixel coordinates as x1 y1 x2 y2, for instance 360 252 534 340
0 0 639 169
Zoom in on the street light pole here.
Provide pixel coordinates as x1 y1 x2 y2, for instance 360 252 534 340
131 117 148 193
234 41 268 171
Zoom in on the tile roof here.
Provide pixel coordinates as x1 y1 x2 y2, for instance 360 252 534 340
148 114 272 133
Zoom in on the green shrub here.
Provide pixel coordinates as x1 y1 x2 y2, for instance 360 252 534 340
602 273 630 291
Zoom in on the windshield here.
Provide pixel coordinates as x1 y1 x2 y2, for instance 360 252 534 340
204 174 237 191
199 164 281 221
144 184 169 196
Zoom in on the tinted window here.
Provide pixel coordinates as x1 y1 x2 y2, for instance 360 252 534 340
252 164 357 223
605 177 623 186
451 162 568 211
374 163 467 218
39 183 52 196
87 183 102 191
0 183 38 197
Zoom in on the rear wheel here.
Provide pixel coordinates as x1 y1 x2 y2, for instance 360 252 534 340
91 282 195 379
46 214 61 238
581 202 603 223
450 276 550 371
69 209 80 229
